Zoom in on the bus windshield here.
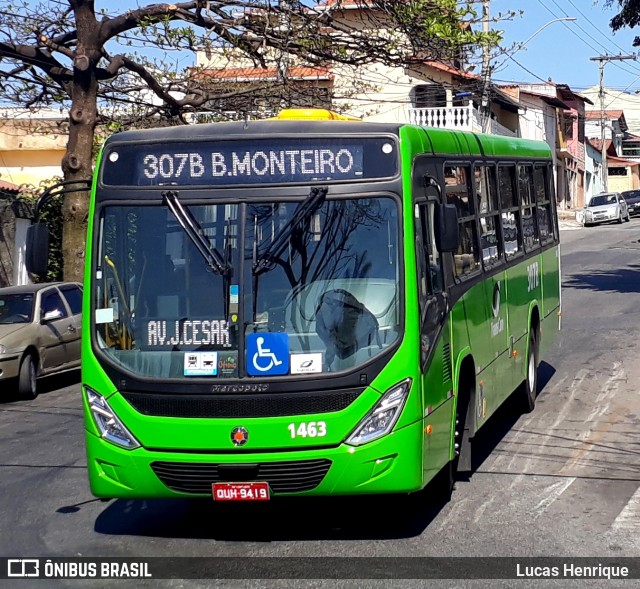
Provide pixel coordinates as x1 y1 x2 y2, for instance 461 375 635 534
93 195 400 380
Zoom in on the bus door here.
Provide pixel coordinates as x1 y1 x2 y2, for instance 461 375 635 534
415 189 454 481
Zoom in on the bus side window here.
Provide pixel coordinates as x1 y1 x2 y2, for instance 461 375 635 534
534 165 555 243
474 164 503 268
519 164 540 252
498 165 523 259
444 164 480 279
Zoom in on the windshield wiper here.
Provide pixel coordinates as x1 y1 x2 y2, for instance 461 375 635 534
252 186 328 276
162 190 230 276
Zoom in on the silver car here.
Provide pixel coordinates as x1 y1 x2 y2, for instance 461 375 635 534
0 282 82 399
584 192 630 226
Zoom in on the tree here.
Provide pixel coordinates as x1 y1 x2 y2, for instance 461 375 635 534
0 1 500 281
606 1 640 43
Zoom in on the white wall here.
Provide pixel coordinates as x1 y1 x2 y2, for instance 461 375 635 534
585 143 604 201
582 86 640 135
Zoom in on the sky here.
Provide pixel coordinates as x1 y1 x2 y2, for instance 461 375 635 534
493 0 640 94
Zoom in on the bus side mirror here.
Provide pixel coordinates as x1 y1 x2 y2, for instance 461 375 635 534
435 203 459 253
26 223 50 277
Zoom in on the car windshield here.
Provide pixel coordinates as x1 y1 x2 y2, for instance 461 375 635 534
623 191 640 201
588 194 617 207
93 195 400 380
0 293 34 323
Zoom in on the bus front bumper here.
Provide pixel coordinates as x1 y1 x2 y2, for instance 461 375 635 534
85 420 425 499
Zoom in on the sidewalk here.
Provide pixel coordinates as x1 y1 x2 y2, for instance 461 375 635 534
558 210 583 231
558 218 583 231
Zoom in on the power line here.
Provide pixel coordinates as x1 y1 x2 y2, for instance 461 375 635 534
535 0 640 78
562 0 631 56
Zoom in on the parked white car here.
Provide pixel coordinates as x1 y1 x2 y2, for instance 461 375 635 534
583 192 630 226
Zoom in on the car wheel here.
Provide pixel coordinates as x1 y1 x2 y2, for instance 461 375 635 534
18 353 38 400
618 211 624 224
626 212 631 222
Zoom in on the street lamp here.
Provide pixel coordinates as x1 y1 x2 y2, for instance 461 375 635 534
484 17 576 132
515 17 577 57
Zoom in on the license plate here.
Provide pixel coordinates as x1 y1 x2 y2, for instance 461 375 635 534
212 482 270 501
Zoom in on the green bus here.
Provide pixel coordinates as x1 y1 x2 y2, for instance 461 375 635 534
30 109 561 501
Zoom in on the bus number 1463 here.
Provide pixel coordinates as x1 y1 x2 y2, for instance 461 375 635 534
288 421 327 438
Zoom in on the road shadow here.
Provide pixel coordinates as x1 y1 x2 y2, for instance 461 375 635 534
38 368 81 394
563 264 640 294
464 360 556 475
94 490 447 541
0 368 80 404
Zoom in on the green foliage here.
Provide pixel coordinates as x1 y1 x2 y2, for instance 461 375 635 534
606 1 640 43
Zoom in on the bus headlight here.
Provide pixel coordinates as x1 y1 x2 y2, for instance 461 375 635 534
85 388 140 449
346 379 412 446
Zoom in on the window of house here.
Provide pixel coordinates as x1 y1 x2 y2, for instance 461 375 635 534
413 84 447 108
563 116 574 139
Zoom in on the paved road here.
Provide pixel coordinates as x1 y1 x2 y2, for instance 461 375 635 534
1 219 640 587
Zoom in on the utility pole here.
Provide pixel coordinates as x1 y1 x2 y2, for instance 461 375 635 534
481 0 491 133
590 54 636 192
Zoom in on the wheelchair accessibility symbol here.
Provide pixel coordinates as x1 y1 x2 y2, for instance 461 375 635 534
246 333 290 376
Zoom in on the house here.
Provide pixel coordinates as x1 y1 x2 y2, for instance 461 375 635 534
191 0 519 136
607 155 640 193
584 139 605 201
584 110 626 155
583 110 640 192
0 107 67 187
581 86 640 135
502 82 592 210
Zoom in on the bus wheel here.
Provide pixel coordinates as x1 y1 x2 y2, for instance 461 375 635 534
519 330 538 413
18 353 38 400
430 459 454 502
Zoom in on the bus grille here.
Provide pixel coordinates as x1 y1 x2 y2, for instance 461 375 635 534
442 343 452 382
150 459 332 494
122 390 361 418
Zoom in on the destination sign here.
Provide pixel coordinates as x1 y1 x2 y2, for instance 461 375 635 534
101 137 397 186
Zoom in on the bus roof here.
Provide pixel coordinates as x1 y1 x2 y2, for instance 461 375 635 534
103 119 403 146
420 127 552 159
102 120 551 161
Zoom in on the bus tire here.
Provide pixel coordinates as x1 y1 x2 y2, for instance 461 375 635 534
430 459 454 502
454 365 474 476
18 353 38 400
519 330 539 413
